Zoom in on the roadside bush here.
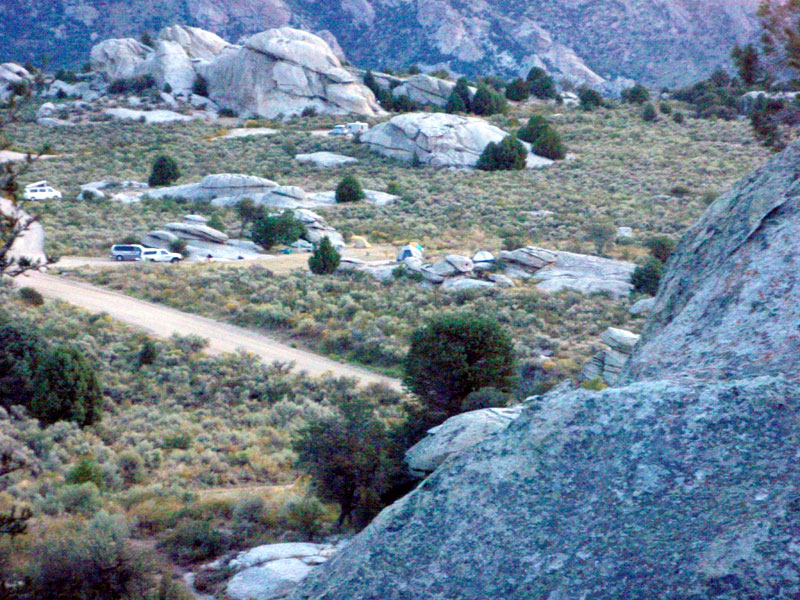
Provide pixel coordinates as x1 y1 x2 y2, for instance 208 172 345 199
308 236 341 275
137 338 158 366
19 287 44 306
251 210 307 250
168 238 187 254
631 257 664 296
335 175 366 203
31 344 103 427
403 313 515 421
148 155 181 187
476 135 527 171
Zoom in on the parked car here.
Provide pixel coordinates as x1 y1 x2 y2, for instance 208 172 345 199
142 248 183 263
23 181 62 201
110 244 145 261
328 124 348 136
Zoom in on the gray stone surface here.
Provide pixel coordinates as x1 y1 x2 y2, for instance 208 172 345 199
295 152 358 168
227 558 312 600
533 250 636 297
498 247 557 269
360 112 551 169
441 277 495 292
391 74 473 108
629 296 655 316
291 137 800 600
405 406 524 476
89 38 151 80
149 173 279 202
158 24 230 61
199 27 382 119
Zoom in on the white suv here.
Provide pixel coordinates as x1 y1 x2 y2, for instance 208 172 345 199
23 181 62 201
142 248 183 263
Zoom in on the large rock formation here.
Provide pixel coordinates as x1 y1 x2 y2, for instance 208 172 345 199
0 62 32 101
0 1 760 88
290 141 800 599
87 26 382 118
198 27 382 118
360 112 551 169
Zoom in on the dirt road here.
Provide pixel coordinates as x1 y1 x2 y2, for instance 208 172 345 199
19 271 402 390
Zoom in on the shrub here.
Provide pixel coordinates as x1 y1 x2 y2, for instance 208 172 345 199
27 512 152 599
335 175 366 203
280 496 325 539
159 520 227 563
60 482 102 516
31 344 103 427
363 70 380 96
631 257 664 296
301 106 318 117
207 213 226 234
517 115 549 144
251 211 307 250
476 135 527 171
451 77 472 111
642 103 658 122
66 458 105 489
218 108 237 118
19 286 43 306
660 101 672 114
118 451 145 486
148 155 180 187
673 111 685 123
587 221 616 255
293 393 386 526
192 74 208 97
0 319 43 410
471 85 506 115
445 89 467 113
505 78 530 101
137 338 158 366
645 236 676 264
532 127 567 160
168 238 187 254
308 236 341 275
460 387 510 412
622 84 650 104
403 313 515 422
578 86 603 110
527 67 557 99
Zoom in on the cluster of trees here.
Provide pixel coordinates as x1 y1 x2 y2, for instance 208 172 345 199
517 115 567 160
476 135 528 171
0 316 103 427
294 312 514 527
444 78 507 116
504 67 559 102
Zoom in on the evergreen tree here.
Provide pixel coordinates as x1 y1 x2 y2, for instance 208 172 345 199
251 210 307 250
445 89 467 113
642 102 658 122
335 175 366 203
363 70 380 96
192 74 208 97
517 114 549 144
472 85 505 115
578 85 603 110
505 78 530 101
31 345 103 427
308 236 341 275
631 257 664 296
622 84 650 104
148 155 180 187
532 127 567 160
453 77 472 111
476 135 527 171
527 67 557 99
731 44 762 87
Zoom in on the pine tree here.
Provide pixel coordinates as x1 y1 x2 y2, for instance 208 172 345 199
308 236 341 274
335 175 366 203
517 115 549 144
532 127 567 160
148 155 180 187
445 89 467 113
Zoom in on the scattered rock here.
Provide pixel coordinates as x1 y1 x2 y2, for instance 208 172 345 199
580 327 640 385
104 107 195 123
629 297 655 316
227 559 312 600
164 222 229 244
0 63 32 101
392 74 474 108
149 174 279 203
441 277 495 292
445 254 473 273
295 152 358 168
533 250 636 297
405 406 524 477
498 247 557 269
488 273 515 287
364 190 398 206
616 226 634 242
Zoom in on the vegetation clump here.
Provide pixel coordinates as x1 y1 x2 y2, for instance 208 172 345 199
476 135 527 171
148 155 180 187
251 210 307 250
336 174 366 203
308 236 341 275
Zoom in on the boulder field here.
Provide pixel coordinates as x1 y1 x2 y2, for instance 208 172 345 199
289 141 800 598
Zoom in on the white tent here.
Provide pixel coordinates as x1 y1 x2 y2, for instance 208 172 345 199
473 250 496 263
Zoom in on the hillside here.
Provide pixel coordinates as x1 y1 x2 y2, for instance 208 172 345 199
0 0 761 86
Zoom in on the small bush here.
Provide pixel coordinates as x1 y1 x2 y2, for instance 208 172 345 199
169 238 188 254
578 86 603 110
218 108 237 118
645 236 676 264
527 67 557 99
517 115 549 144
60 482 102 516
660 101 672 114
252 211 307 250
631 257 664 296
642 103 658 122
335 175 366 203
148 155 180 187
622 84 650 104
461 387 509 412
673 111 685 124
66 458 105 489
532 127 567 160
308 237 341 275
162 432 193 450
280 496 325 539
587 221 616 255
137 338 158 366
471 85 506 116
159 520 227 563
118 451 145 486
505 79 530 101
19 287 44 306
301 106 318 117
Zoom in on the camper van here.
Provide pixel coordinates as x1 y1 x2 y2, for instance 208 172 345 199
23 181 62 201
347 122 369 135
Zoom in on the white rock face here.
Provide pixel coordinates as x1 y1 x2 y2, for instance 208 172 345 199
103 108 195 123
149 40 196 93
0 63 32 101
629 297 655 316
227 559 312 600
295 152 358 168
406 406 525 476
90 38 151 80
148 174 279 202
361 112 546 169
533 250 636 297
198 27 382 119
158 24 230 61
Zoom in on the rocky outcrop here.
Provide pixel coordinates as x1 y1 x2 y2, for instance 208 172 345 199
392 74 473 108
295 152 358 168
291 136 800 600
148 173 279 203
360 112 551 169
158 24 229 61
0 63 32 101
89 38 151 80
0 197 46 267
198 28 382 119
580 327 640 385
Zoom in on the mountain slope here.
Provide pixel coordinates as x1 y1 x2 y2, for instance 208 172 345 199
0 0 761 87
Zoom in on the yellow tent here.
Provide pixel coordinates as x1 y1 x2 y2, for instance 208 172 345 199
352 235 371 248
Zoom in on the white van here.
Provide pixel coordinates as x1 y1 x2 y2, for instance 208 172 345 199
23 181 62 201
110 244 145 261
